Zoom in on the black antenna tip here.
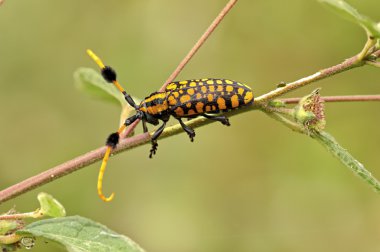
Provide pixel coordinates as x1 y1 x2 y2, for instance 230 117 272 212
106 132 120 148
101 66 117 83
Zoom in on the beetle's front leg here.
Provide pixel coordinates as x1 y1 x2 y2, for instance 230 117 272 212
149 121 167 158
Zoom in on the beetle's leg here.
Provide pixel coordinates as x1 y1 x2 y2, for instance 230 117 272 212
150 121 167 158
177 118 196 142
142 119 148 133
186 115 198 121
203 114 230 126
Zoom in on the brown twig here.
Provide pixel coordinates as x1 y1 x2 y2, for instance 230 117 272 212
281 94 380 104
0 211 39 220
255 50 380 104
160 0 238 91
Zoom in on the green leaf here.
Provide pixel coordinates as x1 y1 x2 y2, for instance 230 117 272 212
319 0 364 23
37 192 66 218
74 68 126 106
312 131 380 192
18 216 145 252
319 0 380 38
74 67 141 128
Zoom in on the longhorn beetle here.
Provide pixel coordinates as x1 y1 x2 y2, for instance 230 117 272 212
87 49 254 201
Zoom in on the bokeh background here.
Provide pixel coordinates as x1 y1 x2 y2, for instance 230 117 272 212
1 0 379 251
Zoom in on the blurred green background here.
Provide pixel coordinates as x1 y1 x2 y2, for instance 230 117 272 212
1 0 379 251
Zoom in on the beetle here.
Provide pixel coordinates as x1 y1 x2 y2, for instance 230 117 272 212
87 49 254 201
117 77 254 156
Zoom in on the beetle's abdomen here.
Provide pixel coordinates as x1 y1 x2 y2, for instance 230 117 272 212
165 78 253 117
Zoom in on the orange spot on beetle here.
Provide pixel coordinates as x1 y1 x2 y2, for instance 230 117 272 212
180 94 191 103
168 95 177 105
187 109 196 115
226 85 234 92
244 91 254 104
187 88 195 95
217 97 227 110
175 107 184 116
201 86 207 93
231 94 239 108
195 102 204 113
166 84 175 90
207 93 214 102
238 88 245 95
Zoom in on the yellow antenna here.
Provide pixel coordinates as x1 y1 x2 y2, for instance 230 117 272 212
87 49 128 202
86 49 126 93
98 146 114 202
86 49 105 68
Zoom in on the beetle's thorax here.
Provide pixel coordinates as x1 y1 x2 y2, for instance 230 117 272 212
138 91 170 117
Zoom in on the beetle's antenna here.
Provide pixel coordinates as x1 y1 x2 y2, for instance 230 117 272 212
86 49 136 202
97 110 142 201
98 146 114 202
86 49 138 109
86 49 125 92
97 124 127 202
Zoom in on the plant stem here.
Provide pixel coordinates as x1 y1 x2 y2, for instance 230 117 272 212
281 94 380 104
161 0 238 91
356 36 377 62
366 60 380 68
263 112 306 134
0 211 40 220
255 49 380 104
